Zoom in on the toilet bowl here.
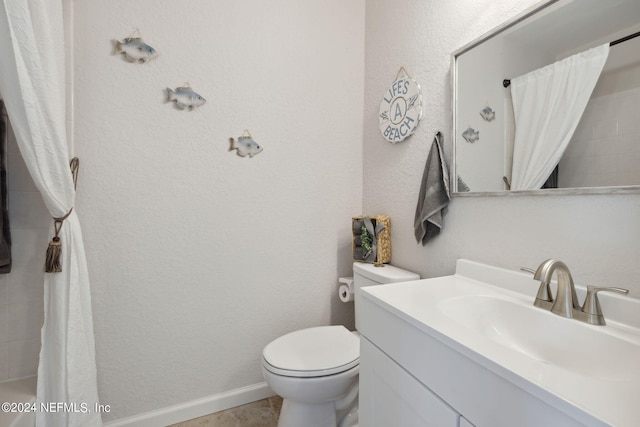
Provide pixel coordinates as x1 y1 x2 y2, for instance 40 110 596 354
262 326 360 427
262 263 419 427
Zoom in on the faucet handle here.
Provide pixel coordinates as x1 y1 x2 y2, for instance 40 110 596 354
522 266 553 305
581 286 629 325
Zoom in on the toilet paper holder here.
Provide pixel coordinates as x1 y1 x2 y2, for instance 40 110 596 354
338 277 355 303
339 277 354 292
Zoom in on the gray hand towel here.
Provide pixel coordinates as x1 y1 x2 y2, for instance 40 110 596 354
414 132 450 245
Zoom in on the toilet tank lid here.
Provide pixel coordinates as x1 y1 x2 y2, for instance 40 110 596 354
353 262 419 283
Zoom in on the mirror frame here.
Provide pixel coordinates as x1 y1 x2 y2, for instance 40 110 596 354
450 0 640 197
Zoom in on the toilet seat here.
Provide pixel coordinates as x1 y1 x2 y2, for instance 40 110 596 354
263 325 360 378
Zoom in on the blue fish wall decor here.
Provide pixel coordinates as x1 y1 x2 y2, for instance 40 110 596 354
462 127 479 143
480 106 496 122
166 84 207 110
229 130 263 158
112 37 158 63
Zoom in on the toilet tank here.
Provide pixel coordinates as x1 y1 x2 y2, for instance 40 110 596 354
353 262 419 331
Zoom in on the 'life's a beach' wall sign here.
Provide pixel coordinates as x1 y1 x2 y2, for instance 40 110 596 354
378 67 422 143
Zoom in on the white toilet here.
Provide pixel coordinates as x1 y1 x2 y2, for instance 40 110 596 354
262 262 419 427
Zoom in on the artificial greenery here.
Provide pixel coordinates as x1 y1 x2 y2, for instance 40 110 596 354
360 225 373 253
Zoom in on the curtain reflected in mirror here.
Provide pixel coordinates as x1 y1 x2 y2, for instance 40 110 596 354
509 44 609 191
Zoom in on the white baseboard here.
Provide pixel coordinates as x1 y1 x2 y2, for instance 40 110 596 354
104 382 274 427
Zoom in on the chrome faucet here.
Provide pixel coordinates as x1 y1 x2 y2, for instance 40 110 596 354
524 259 629 325
533 259 580 318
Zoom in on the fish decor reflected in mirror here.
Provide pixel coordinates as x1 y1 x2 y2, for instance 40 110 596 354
462 127 479 143
480 106 495 122
229 130 263 158
112 28 158 63
166 83 206 110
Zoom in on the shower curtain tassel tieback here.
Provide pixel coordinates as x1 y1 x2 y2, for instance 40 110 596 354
44 157 79 273
45 208 73 273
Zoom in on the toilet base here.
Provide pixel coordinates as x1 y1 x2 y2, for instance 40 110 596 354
276 398 358 427
262 355 359 427
337 402 359 427
278 399 337 427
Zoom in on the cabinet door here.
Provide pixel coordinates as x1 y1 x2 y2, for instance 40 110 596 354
360 337 459 427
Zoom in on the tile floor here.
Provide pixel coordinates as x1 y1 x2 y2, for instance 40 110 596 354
168 396 282 427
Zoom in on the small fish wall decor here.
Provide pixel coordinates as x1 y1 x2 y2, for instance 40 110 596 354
462 127 479 143
229 130 263 158
166 84 206 110
480 106 495 122
112 29 158 63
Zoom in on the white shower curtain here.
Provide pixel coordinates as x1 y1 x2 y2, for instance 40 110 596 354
0 1 102 426
510 44 609 190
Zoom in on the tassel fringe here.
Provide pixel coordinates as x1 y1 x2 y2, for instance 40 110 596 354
44 158 79 273
45 236 62 273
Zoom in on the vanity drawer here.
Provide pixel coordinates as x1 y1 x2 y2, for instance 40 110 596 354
360 337 459 427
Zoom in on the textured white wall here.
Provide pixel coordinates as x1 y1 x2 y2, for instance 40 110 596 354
73 0 364 422
561 85 640 188
364 0 640 296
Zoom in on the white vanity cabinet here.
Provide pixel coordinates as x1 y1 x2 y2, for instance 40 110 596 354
359 337 461 427
357 259 632 427
359 300 589 427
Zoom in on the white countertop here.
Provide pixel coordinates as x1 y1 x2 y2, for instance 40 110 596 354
361 259 640 427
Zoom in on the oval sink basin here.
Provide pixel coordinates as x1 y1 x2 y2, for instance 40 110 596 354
438 294 640 381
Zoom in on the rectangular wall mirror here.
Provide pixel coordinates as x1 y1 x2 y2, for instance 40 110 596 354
452 0 640 195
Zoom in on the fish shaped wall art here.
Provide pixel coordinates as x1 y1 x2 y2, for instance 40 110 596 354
112 37 158 63
166 84 206 110
229 131 263 158
480 106 495 122
462 127 479 143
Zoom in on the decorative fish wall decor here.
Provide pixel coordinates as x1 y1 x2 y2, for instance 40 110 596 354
166 84 206 110
462 127 479 143
112 28 158 63
480 106 495 122
112 37 158 63
229 130 263 158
